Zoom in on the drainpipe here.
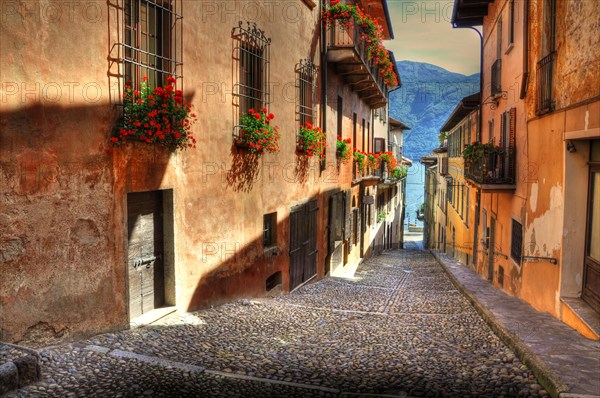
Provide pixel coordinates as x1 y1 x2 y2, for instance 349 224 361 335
519 0 529 100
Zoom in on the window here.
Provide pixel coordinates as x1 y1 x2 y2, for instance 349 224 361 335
537 0 556 114
233 21 271 131
497 16 503 59
542 0 557 56
337 96 343 137
467 117 472 146
362 119 366 151
123 0 182 90
488 119 495 144
352 209 359 246
297 59 317 126
508 0 515 47
511 219 523 264
466 188 470 227
374 138 385 153
263 212 277 248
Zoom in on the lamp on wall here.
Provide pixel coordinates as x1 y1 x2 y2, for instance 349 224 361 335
566 140 577 153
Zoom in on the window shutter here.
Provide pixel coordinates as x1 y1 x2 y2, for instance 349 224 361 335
509 108 517 179
344 190 352 241
500 112 506 148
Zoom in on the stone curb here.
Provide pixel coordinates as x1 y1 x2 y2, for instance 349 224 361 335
0 343 41 396
430 250 570 398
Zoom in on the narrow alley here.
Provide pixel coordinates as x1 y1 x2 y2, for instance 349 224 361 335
6 247 547 398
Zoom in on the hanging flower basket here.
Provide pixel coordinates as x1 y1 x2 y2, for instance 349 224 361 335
463 141 505 165
235 108 280 156
323 0 399 87
297 122 326 159
353 149 367 174
336 136 352 161
112 76 197 151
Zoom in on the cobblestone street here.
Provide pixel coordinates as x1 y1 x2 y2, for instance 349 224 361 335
7 249 547 398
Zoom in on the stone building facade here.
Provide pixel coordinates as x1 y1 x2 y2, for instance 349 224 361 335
0 0 404 344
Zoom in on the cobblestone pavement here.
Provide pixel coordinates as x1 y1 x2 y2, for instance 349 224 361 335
7 250 547 398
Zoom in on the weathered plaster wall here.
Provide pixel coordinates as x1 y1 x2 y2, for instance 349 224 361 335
1 0 397 343
523 0 599 320
477 0 529 302
0 0 128 344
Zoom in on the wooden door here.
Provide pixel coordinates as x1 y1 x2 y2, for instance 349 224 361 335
289 200 318 291
583 166 600 312
127 191 165 320
488 217 496 282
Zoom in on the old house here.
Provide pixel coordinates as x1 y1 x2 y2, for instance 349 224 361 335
440 93 480 268
0 0 402 344
452 0 600 339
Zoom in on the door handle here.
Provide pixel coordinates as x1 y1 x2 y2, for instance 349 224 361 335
132 255 159 268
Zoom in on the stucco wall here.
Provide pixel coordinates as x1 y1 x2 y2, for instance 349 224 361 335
1 0 398 343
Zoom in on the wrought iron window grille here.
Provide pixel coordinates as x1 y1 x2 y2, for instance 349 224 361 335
296 59 318 127
232 21 271 140
111 0 183 98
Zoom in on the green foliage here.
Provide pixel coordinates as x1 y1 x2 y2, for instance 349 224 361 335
113 77 197 151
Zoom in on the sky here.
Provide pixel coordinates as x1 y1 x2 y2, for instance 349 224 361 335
385 0 481 75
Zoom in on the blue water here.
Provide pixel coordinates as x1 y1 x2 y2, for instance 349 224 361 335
403 162 425 229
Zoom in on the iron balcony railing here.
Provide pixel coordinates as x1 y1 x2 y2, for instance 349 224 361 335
491 59 502 97
466 149 515 185
537 51 556 114
327 19 387 99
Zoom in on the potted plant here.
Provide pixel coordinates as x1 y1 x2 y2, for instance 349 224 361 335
438 132 448 147
462 141 504 165
353 149 367 175
297 122 326 159
322 0 398 88
378 151 398 170
367 152 380 172
112 76 197 151
236 108 280 156
336 136 352 161
390 165 408 181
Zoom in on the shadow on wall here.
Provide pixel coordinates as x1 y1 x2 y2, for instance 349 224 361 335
0 100 177 344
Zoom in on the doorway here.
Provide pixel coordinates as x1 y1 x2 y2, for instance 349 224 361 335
127 190 175 321
583 162 600 312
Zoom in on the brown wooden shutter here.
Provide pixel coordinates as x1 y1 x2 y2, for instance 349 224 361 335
344 190 352 241
509 107 517 180
499 112 506 148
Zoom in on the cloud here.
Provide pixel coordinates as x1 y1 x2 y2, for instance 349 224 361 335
385 0 481 75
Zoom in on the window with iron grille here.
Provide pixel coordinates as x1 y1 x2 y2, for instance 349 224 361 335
263 212 277 248
232 21 271 135
511 218 523 264
297 59 317 126
123 0 183 91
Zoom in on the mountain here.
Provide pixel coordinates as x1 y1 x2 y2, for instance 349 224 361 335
390 61 480 161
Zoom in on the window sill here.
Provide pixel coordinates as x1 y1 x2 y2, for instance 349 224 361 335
301 0 317 9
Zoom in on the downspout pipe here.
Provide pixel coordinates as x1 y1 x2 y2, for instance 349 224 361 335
519 0 529 99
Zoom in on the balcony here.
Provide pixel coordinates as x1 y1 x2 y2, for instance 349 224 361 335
491 59 502 97
536 51 556 115
465 150 516 191
327 19 388 109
